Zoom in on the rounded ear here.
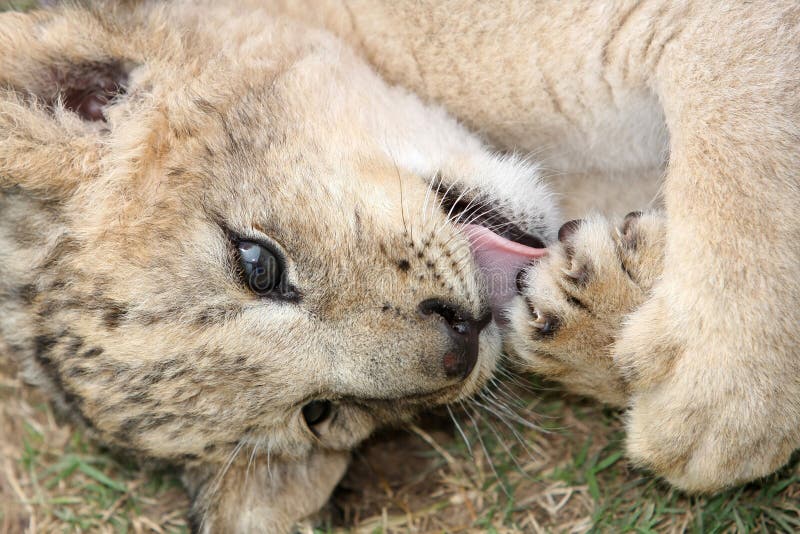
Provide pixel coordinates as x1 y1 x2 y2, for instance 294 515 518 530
0 7 134 199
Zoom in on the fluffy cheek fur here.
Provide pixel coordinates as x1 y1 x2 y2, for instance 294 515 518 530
9 182 500 467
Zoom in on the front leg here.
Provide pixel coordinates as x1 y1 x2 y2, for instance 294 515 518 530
508 211 665 407
184 449 349 533
613 2 800 492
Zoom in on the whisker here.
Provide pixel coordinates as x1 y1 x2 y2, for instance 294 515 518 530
391 158 411 246
474 393 540 434
429 180 473 245
428 177 467 241
434 175 461 218
266 442 273 482
436 200 501 250
489 374 540 411
245 439 259 485
473 399 531 477
489 369 529 395
481 380 543 431
420 171 440 229
481 380 541 428
472 397 540 462
447 404 473 457
451 190 485 227
199 438 246 533
493 366 539 391
485 377 531 412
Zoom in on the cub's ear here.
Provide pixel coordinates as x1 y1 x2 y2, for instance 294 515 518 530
0 8 134 198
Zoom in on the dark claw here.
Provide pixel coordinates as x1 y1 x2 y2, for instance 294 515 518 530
558 219 583 243
620 211 643 248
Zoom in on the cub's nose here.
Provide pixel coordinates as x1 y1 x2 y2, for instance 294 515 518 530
418 299 491 379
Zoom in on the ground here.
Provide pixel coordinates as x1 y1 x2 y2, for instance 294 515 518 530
3 350 800 533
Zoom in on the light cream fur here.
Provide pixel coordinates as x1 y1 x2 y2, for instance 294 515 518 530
508 211 667 407
262 0 800 497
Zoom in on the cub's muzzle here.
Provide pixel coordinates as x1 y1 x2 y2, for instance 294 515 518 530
418 299 491 379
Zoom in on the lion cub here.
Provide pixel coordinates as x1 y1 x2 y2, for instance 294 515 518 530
0 1 558 531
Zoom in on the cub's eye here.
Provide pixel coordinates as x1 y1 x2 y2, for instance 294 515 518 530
237 240 294 298
302 400 332 428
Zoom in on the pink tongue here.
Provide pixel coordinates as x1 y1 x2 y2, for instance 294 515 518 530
461 224 547 314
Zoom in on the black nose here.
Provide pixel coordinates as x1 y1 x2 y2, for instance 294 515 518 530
418 299 490 379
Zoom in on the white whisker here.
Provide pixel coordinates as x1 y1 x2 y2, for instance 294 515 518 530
447 404 473 457
199 438 246 533
463 402 511 497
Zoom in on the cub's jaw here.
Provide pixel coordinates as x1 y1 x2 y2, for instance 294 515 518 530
429 165 557 320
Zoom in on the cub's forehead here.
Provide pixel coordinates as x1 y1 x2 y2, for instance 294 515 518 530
159 94 398 209
132 59 416 256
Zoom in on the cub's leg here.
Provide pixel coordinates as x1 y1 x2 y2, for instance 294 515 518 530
507 212 665 407
509 1 800 493
613 3 800 492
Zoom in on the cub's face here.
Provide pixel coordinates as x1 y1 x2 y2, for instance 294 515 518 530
0 4 559 466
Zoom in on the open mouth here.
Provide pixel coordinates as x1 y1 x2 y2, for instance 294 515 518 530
437 184 548 315
437 183 548 249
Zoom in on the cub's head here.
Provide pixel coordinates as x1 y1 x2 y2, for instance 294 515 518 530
0 1 558 477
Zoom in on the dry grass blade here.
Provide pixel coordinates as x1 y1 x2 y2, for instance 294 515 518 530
4 351 800 533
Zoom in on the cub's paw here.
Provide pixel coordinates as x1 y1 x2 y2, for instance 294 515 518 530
616 252 800 492
505 211 665 406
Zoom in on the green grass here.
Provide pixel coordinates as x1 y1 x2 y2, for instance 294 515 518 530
1 355 188 532
16 375 788 532
0 0 39 11
522 396 800 533
317 384 800 532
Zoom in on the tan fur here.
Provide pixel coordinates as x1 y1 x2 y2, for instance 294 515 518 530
266 0 800 497
4 0 800 529
0 2 561 531
508 212 667 408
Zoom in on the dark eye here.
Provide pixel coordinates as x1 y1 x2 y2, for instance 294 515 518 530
237 241 293 297
302 400 332 428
